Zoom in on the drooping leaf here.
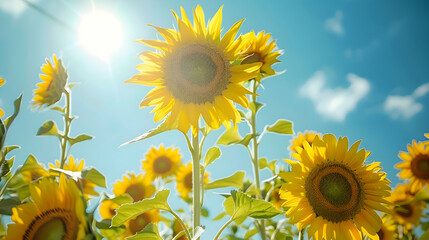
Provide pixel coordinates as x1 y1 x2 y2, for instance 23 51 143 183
121 121 170 146
69 134 93 146
112 190 171 227
203 147 221 167
230 190 282 220
82 168 106 188
36 121 61 137
125 223 162 240
50 106 65 113
265 120 293 135
239 134 253 147
205 171 245 190
217 127 242 145
4 93 22 131
0 197 20 215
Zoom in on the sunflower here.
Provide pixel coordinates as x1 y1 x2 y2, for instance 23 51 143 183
387 183 425 232
279 134 391 240
99 200 120 219
0 78 5 117
49 156 98 198
126 5 262 134
176 162 210 198
113 173 156 202
21 168 49 183
377 216 396 240
122 210 160 239
240 31 281 81
6 175 86 240
269 187 285 210
32 54 68 108
142 145 182 180
396 140 429 193
424 133 429 146
289 131 321 154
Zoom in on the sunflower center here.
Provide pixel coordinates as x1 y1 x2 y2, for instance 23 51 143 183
126 184 145 201
377 227 385 240
153 156 173 174
241 52 263 65
411 155 429 179
129 213 151 234
31 171 42 181
305 163 364 223
165 43 231 104
184 173 193 189
395 204 413 218
34 218 65 240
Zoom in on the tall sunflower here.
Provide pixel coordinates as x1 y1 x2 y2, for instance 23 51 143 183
279 134 391 240
176 162 210 198
142 145 182 180
387 183 425 233
32 54 68 108
113 173 156 202
7 175 86 240
99 200 119 219
122 210 160 240
0 78 5 117
240 31 282 81
396 140 429 193
127 5 261 134
289 131 321 154
49 156 98 198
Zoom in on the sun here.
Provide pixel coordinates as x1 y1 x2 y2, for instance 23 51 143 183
78 10 123 58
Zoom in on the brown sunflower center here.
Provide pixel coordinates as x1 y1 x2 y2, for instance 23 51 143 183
24 208 78 240
184 172 193 189
395 204 413 218
153 156 173 174
126 184 145 201
129 213 151 234
377 227 385 240
31 171 42 181
241 52 263 65
165 43 231 104
411 155 429 179
305 163 364 223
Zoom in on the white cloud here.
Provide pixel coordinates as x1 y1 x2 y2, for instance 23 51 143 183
384 83 429 119
299 71 370 122
0 0 38 17
325 11 344 36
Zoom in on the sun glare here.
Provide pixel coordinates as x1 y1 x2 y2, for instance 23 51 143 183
78 10 123 59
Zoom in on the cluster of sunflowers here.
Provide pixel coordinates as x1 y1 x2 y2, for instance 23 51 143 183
0 4 428 240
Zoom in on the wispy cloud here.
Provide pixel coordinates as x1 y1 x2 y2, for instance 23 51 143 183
299 71 370 122
0 0 37 17
325 11 344 36
383 83 429 119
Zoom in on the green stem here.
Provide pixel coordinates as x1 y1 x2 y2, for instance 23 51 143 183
59 89 72 169
299 229 304 240
191 131 201 239
170 210 193 240
214 217 234 240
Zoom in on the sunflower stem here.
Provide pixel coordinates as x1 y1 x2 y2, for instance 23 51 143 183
191 131 201 239
214 217 234 240
170 210 193 240
299 229 304 240
59 89 72 169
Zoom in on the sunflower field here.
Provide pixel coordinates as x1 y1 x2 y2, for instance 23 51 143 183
0 1 428 240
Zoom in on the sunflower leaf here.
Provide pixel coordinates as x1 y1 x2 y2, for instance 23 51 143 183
216 127 242 145
111 190 171 227
203 147 221 167
121 121 169 146
0 197 21 215
82 167 106 188
125 223 162 240
2 146 20 157
205 171 245 190
230 190 282 221
69 134 93 146
36 120 61 137
0 119 5 149
50 106 65 113
18 155 45 173
265 119 294 135
4 93 22 131
249 101 264 114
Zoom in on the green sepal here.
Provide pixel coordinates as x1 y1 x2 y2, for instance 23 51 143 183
205 171 245 190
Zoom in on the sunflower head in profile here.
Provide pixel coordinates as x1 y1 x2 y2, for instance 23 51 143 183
113 173 156 202
49 156 98 198
387 183 425 233
122 210 160 239
99 200 120 220
377 216 396 240
126 5 262 134
21 168 49 183
32 54 68 108
240 31 282 81
279 134 391 240
142 145 182 180
289 131 321 154
7 175 86 240
396 140 429 193
0 78 5 117
176 162 210 199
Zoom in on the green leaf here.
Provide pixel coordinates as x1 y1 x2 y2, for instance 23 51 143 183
217 127 242 145
112 190 171 227
205 171 245 190
69 134 93 146
82 168 106 188
98 220 126 239
121 121 170 146
50 106 65 113
258 158 268 169
265 120 294 135
239 134 253 146
36 121 60 136
201 208 209 217
244 228 259 239
419 228 429 240
212 212 227 221
230 190 282 221
249 101 264 113
19 155 45 173
109 194 134 205
4 93 22 131
3 146 20 157
0 119 5 149
125 223 162 240
0 197 20 215
204 147 221 167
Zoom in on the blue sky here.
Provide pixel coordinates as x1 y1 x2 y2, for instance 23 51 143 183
0 0 428 238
